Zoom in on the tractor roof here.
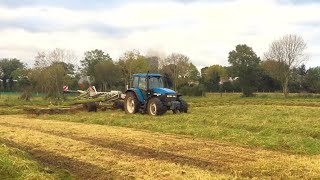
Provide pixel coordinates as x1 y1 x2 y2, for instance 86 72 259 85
133 73 161 77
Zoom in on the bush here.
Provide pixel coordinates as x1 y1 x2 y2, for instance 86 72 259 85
220 81 241 93
178 85 205 96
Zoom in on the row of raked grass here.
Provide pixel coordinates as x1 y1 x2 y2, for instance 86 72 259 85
2 93 320 155
0 143 71 180
39 94 320 155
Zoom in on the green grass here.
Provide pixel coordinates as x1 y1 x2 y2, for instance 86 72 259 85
0 93 77 115
0 94 48 106
37 93 320 155
0 143 72 180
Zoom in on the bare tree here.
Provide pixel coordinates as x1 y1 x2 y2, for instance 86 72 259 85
162 53 199 90
264 34 308 97
35 48 77 67
34 52 48 68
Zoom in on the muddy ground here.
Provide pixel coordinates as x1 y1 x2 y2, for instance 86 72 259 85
0 115 319 179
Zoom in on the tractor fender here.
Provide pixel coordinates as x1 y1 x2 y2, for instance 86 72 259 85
125 88 144 103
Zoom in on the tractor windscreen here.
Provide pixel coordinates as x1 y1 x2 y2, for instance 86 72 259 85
148 76 164 89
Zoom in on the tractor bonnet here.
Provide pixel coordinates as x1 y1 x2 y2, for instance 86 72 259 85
153 87 176 95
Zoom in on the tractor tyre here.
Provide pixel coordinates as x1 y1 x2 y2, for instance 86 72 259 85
178 97 188 113
84 102 97 112
124 92 140 114
147 98 167 116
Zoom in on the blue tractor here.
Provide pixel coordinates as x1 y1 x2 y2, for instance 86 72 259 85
124 73 188 116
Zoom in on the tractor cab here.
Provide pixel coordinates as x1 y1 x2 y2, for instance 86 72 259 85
132 73 175 96
124 73 188 116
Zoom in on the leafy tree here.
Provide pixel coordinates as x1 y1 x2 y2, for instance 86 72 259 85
94 60 121 91
0 58 25 91
228 44 261 97
297 64 307 91
81 49 112 77
161 64 175 87
118 50 149 87
258 71 281 92
261 60 285 82
31 49 76 100
30 64 68 100
146 56 160 73
52 61 75 75
44 64 67 99
260 61 283 92
201 65 227 92
289 65 307 93
264 34 307 97
220 80 241 93
305 67 320 93
11 68 31 92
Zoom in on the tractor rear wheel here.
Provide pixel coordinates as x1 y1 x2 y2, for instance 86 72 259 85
124 92 139 114
147 98 167 116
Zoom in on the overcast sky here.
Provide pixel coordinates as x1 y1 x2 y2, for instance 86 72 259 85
0 0 319 68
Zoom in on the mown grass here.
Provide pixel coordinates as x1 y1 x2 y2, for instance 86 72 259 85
37 93 320 155
2 116 320 179
0 143 71 180
0 93 76 115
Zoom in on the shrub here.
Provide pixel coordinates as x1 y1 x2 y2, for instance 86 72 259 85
178 85 205 96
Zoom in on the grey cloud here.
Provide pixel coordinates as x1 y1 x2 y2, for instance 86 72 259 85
299 21 320 27
0 16 156 37
0 0 126 10
0 0 235 10
0 17 65 33
277 0 320 5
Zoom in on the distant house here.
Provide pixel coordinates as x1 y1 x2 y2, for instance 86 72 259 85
219 77 239 85
188 80 199 86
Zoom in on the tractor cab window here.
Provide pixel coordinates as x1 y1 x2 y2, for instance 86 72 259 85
133 76 139 87
138 77 146 89
149 76 164 89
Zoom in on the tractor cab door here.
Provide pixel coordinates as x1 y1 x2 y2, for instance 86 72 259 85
138 77 148 102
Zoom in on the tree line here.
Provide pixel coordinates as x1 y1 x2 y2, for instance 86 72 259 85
0 34 319 99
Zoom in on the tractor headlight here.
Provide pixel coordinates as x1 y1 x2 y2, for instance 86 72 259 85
166 94 176 98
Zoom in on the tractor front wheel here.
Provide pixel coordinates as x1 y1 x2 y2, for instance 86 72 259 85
178 97 188 113
147 98 167 116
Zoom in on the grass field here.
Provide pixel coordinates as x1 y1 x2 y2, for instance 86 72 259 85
0 141 71 179
1 93 320 179
1 115 320 179
40 93 320 155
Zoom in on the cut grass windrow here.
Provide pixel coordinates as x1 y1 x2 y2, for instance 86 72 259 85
0 141 71 180
40 104 320 155
1 116 320 179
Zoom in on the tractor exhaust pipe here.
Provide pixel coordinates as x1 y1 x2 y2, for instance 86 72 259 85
146 71 150 90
